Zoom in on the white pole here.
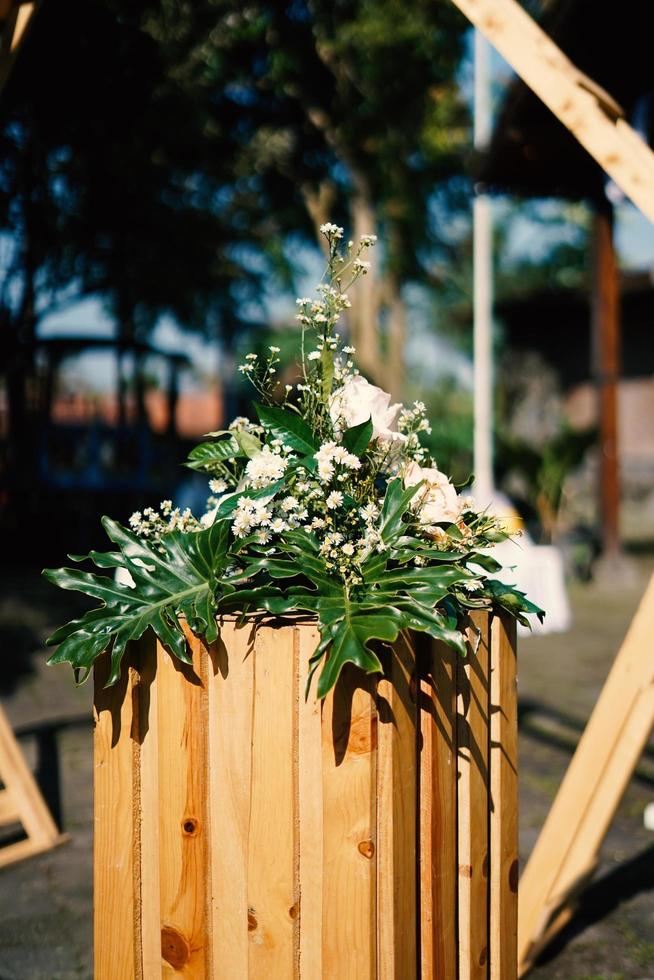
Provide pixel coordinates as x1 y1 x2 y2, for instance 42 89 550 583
473 30 494 504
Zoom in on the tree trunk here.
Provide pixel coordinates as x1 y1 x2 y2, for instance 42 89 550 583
349 189 383 384
383 271 406 400
301 180 336 259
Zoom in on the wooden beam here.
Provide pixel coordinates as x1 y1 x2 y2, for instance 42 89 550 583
0 1 37 96
0 703 67 870
450 0 654 224
591 200 622 559
517 575 654 974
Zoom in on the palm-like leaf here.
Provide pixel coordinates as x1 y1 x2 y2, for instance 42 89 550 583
44 517 232 686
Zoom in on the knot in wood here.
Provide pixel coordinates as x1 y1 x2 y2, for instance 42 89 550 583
358 840 375 859
182 816 199 836
161 926 190 969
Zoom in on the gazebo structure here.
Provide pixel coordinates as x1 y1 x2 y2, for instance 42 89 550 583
475 0 654 569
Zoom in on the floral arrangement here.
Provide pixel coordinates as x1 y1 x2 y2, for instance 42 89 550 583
44 225 542 698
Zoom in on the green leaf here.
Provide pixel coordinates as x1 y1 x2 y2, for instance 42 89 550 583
185 436 242 471
43 518 231 686
213 482 285 519
321 346 334 400
255 404 318 456
342 417 373 456
379 477 423 545
366 564 471 590
232 428 262 458
311 592 408 699
467 552 503 573
484 579 545 627
393 598 468 656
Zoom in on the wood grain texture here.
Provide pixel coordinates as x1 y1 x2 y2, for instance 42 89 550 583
94 655 138 980
322 666 376 979
0 788 19 825
419 637 458 980
92 613 514 978
377 633 418 980
450 0 654 224
458 613 491 980
247 625 296 978
135 634 162 979
518 574 654 973
490 615 518 980
207 621 254 978
157 634 210 978
296 624 324 980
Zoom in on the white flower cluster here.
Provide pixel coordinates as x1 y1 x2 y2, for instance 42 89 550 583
319 222 344 239
129 502 201 541
230 491 310 541
229 416 263 435
314 441 361 482
398 400 433 463
398 401 432 436
244 445 290 489
295 287 351 328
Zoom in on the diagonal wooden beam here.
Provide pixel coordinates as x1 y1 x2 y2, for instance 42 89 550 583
450 0 654 224
0 0 37 95
515 574 654 974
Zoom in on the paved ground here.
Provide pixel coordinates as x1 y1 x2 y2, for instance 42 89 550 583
0 563 653 979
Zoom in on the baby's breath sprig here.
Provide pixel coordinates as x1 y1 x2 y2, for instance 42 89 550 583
237 345 282 403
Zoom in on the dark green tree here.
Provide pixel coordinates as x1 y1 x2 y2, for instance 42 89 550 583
143 0 470 392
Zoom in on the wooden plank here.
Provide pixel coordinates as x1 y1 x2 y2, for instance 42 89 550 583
377 632 418 979
207 619 254 977
0 787 20 825
0 834 68 868
518 574 654 973
247 625 296 978
135 634 162 979
322 666 376 979
0 1 37 94
458 612 490 980
489 615 518 980
449 0 654 225
591 202 621 559
527 679 654 965
0 704 60 848
94 655 138 980
419 637 458 980
296 623 324 979
157 634 210 978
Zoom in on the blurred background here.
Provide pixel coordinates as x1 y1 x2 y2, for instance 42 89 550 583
1 1 654 977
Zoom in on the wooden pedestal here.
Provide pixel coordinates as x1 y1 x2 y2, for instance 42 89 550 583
93 613 517 979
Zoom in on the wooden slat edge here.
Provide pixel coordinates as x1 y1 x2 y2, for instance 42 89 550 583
208 620 254 976
377 632 418 979
489 614 518 980
93 655 138 979
134 633 161 979
458 612 491 980
322 666 376 979
419 636 458 980
297 623 324 979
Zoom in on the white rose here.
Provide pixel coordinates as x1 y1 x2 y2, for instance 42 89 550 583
404 461 461 525
329 376 405 442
